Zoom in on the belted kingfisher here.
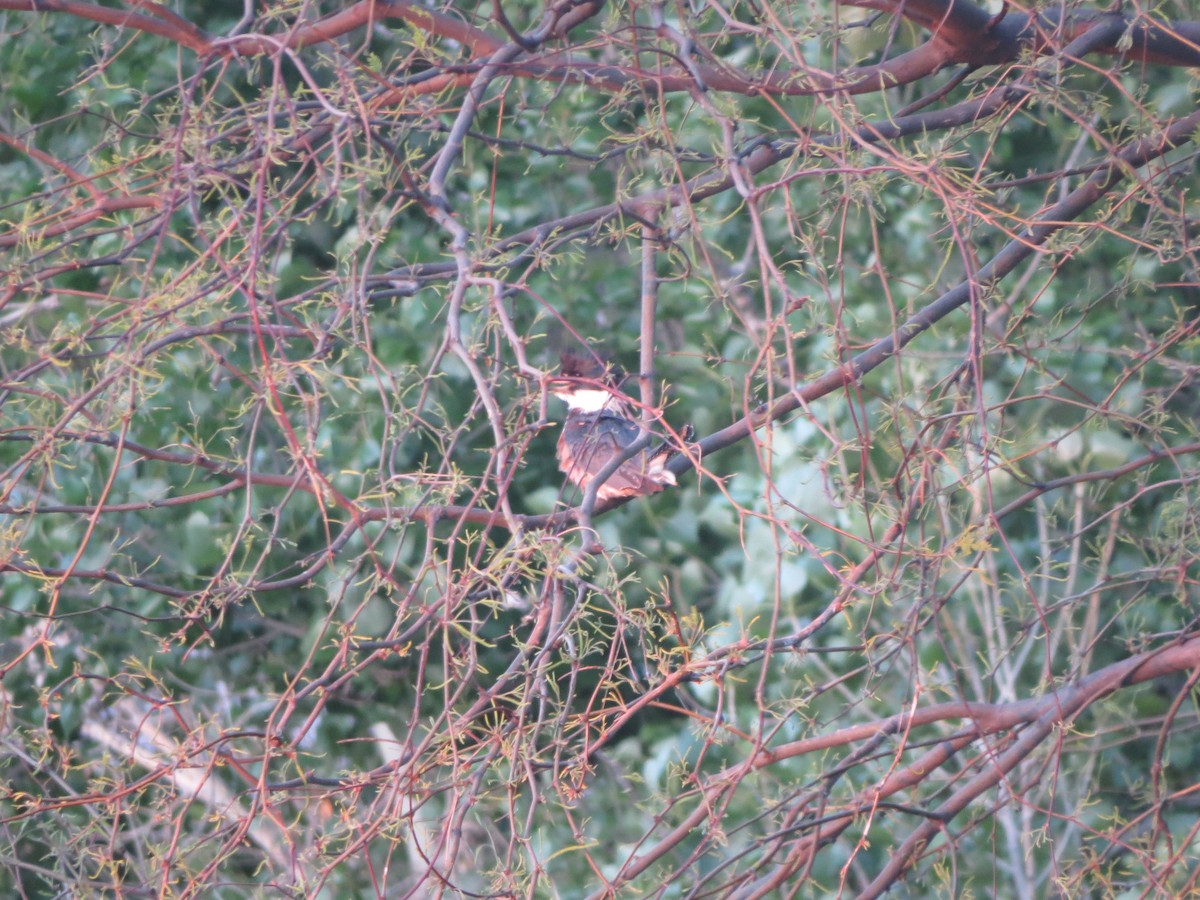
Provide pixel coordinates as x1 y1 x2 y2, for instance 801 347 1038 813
551 353 684 502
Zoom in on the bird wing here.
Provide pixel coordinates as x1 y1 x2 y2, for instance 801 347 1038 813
557 411 674 498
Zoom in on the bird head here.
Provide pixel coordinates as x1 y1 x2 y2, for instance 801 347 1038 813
550 351 627 412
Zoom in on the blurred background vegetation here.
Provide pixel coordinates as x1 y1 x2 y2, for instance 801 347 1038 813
3 0 1200 895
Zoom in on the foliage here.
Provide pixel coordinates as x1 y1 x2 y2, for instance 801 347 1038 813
3 0 1200 895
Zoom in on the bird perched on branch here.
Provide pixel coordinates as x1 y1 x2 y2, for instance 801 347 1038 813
551 352 688 502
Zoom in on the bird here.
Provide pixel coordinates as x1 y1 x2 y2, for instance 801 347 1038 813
551 353 684 502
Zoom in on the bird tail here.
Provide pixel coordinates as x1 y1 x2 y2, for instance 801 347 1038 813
647 424 695 486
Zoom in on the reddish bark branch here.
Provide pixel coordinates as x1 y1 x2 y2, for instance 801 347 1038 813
857 635 1200 895
847 0 1200 68
4 0 1199 103
0 0 211 48
685 106 1200 472
597 633 1200 896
